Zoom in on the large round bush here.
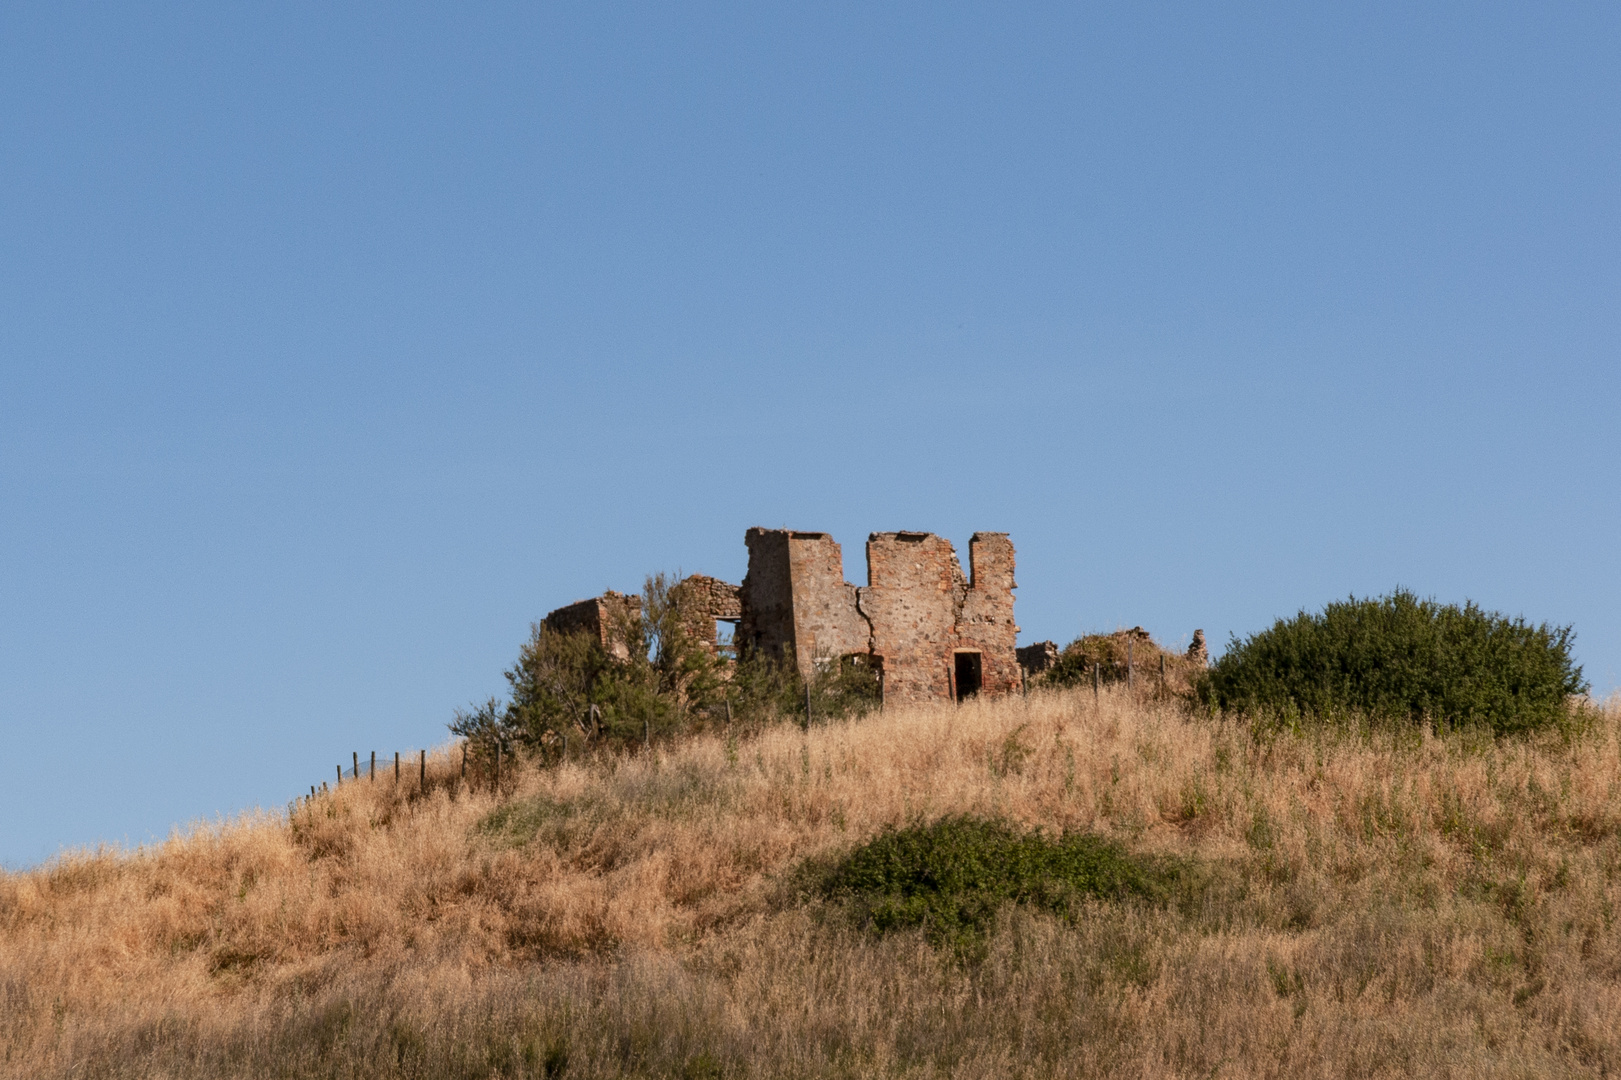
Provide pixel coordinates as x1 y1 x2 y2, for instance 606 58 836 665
1204 590 1586 733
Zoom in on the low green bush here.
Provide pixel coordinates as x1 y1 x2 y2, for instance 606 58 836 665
1202 590 1586 734
817 816 1172 952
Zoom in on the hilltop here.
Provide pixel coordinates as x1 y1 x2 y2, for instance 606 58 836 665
4 688 1620 1078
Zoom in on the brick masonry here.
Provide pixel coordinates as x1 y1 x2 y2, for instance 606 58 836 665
1017 640 1060 674
670 573 742 657
738 527 1019 705
541 590 642 661
739 529 868 674
547 527 1021 707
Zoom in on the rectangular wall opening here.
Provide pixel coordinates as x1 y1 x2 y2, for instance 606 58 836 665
954 651 982 701
715 618 739 658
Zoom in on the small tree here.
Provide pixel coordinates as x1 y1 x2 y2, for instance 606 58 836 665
643 572 727 710
451 625 617 755
454 571 726 757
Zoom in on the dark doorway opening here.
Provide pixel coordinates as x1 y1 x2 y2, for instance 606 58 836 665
954 651 982 701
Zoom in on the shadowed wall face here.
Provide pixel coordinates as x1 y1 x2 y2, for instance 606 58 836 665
739 528 798 668
740 529 866 678
541 592 641 660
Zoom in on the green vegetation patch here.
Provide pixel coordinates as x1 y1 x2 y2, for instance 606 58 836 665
1202 590 1586 735
477 794 597 849
816 816 1175 951
477 762 744 849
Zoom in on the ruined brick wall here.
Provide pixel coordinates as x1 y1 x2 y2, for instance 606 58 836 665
739 529 865 677
857 532 963 705
671 574 742 656
737 527 1020 704
542 590 642 660
954 532 1020 697
1017 640 1060 675
787 533 867 671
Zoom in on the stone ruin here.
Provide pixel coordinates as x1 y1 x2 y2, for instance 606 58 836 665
739 528 1019 705
545 527 1019 706
543 527 1207 707
540 590 642 661
1016 640 1060 675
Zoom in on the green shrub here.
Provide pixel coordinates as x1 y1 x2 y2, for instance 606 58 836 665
451 623 675 757
451 575 698 758
453 573 881 760
817 816 1171 952
1202 590 1586 734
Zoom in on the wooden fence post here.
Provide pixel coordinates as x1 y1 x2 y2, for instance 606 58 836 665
336 764 342 787
419 749 426 790
371 750 376 782
395 751 400 785
460 744 467 781
353 752 359 783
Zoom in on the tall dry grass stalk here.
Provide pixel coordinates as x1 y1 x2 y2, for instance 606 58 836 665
3 689 1619 1077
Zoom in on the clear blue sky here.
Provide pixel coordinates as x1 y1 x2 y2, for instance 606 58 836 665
3 2 1617 867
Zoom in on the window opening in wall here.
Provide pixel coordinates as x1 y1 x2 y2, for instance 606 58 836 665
954 651 982 701
715 618 739 658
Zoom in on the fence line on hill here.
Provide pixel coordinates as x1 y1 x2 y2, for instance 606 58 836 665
295 742 505 811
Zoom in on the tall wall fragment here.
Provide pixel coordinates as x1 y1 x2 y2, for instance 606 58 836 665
858 531 1019 705
738 528 866 677
952 532 1021 699
858 532 963 704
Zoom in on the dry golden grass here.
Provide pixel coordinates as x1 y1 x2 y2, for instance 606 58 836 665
4 688 1620 1078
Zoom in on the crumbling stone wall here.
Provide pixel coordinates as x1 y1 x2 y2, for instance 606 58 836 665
1187 629 1209 667
858 532 966 704
1018 640 1060 675
739 529 866 677
541 590 641 661
671 574 742 656
738 527 1020 705
547 527 1022 707
952 533 1020 699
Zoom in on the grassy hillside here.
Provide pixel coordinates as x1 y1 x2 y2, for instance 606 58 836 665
4 689 1620 1078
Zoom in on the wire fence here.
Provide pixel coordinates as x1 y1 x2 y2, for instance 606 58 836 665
296 744 509 804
